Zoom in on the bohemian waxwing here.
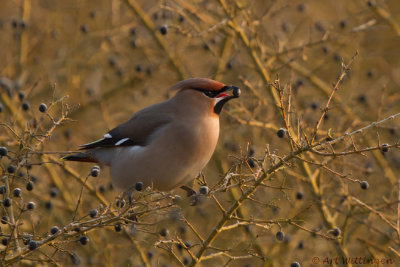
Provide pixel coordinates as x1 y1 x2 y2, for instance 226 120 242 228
63 78 240 192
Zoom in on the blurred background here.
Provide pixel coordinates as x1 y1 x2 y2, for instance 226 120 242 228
1 0 400 266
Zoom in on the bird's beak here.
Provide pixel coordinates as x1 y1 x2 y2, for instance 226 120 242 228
213 85 240 114
216 85 241 100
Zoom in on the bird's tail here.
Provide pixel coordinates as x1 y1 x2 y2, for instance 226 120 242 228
61 152 98 163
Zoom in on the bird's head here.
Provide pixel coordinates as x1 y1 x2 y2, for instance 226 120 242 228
169 78 241 115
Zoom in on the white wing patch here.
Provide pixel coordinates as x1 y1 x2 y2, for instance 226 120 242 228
103 133 112 138
115 138 130 146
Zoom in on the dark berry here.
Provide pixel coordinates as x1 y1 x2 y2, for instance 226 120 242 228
38 103 47 113
147 251 153 259
297 4 305 12
248 147 255 156
20 21 26 29
183 258 189 265
1 216 8 224
358 94 366 103
89 10 96 19
366 70 373 77
26 201 35 210
159 25 167 35
159 228 168 237
199 186 209 195
321 46 328 54
333 53 341 62
90 166 100 177
315 21 325 32
178 226 186 234
50 226 59 235
26 181 33 191
310 102 318 110
247 159 255 168
0 147 7 156
146 67 152 75
339 20 347 29
79 236 89 245
0 186 6 194
114 223 122 232
276 230 284 241
184 241 191 248
1 238 9 246
11 20 18 28
360 181 369 190
99 185 105 193
21 101 30 111
28 240 37 250
297 241 304 249
49 187 58 198
277 128 286 138
290 262 301 267
108 57 115 67
80 25 88 33
281 22 288 32
135 182 143 191
233 87 241 97
296 191 303 200
45 201 52 209
3 197 11 207
116 199 125 208
381 143 389 153
13 188 21 197
7 165 16 173
332 227 341 237
18 91 25 101
129 27 136 36
135 65 142 72
89 209 98 218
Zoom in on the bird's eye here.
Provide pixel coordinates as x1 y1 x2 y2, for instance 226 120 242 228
203 91 215 98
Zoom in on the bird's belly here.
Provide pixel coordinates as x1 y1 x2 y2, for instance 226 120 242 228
109 118 219 191
109 142 215 191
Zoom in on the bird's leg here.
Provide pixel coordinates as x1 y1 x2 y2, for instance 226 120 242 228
180 185 196 197
121 188 134 205
128 190 134 205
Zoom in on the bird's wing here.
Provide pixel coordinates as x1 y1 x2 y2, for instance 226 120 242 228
79 104 173 150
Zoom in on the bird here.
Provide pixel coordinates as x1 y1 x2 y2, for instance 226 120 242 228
63 78 240 193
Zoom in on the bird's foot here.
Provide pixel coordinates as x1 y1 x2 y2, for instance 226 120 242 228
180 186 199 206
180 185 196 197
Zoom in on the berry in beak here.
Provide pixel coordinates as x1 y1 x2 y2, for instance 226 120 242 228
214 85 240 114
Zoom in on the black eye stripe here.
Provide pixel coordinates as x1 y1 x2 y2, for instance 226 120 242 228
203 90 218 97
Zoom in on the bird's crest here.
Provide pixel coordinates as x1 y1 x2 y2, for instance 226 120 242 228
168 78 225 94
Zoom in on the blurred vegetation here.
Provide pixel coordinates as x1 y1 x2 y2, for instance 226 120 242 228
1 0 400 266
